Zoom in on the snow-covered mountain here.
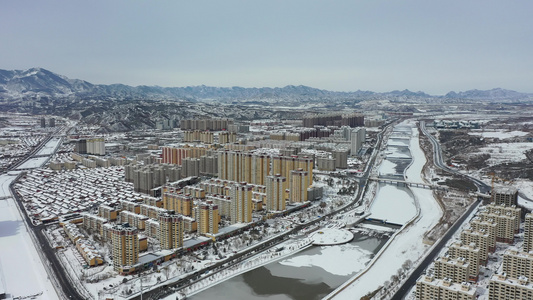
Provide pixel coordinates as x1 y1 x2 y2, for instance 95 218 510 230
0 67 531 103
444 88 531 100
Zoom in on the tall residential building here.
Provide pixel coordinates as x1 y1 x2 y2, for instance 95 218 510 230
489 274 533 300
110 224 139 271
434 256 473 283
290 169 308 203
502 249 533 280
196 201 219 235
492 186 518 207
98 205 118 221
479 211 518 244
448 242 481 274
350 127 366 155
158 213 184 249
470 217 497 252
251 155 270 186
416 276 476 300
230 182 252 224
484 204 521 233
266 174 286 212
525 213 533 253
460 229 491 265
333 149 349 169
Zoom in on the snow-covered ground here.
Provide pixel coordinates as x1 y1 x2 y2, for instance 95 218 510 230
0 174 59 300
16 156 49 170
35 137 62 156
330 120 443 299
310 228 353 246
477 142 533 165
468 130 529 139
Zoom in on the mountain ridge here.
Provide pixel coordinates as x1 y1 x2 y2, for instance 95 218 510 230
0 67 531 102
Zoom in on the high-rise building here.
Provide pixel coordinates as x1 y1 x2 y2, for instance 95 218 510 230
230 182 252 224
489 274 533 300
290 169 308 203
40 117 46 128
350 127 366 156
196 201 219 235
447 241 481 274
251 155 270 186
48 118 55 127
434 256 473 283
110 224 139 271
416 275 475 300
266 174 286 212
492 186 518 207
460 229 491 265
333 149 349 169
158 212 184 249
502 249 533 280
470 217 497 252
524 213 533 253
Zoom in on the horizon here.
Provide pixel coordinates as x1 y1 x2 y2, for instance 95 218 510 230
3 66 529 97
2 1 533 95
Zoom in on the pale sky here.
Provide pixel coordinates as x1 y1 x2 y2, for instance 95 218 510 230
2 1 532 94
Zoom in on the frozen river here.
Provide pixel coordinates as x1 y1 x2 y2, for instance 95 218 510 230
188 233 387 300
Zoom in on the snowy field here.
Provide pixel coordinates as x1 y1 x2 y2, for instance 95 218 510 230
35 137 62 156
468 130 529 139
16 156 49 170
0 175 59 300
331 120 443 299
476 142 533 165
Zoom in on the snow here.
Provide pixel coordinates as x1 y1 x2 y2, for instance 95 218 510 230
0 175 60 300
518 196 533 212
468 130 529 139
477 142 533 164
330 120 443 299
279 244 373 276
16 156 49 170
310 228 354 245
35 137 62 156
369 185 417 224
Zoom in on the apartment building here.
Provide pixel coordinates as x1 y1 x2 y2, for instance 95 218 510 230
230 182 252 224
110 224 139 271
489 274 533 300
195 201 219 235
266 174 287 212
290 169 309 203
491 186 519 207
447 242 481 275
524 213 533 253
158 212 184 249
434 256 473 283
502 249 533 280
415 275 475 300
460 229 491 265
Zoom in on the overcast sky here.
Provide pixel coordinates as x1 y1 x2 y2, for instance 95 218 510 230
2 1 532 94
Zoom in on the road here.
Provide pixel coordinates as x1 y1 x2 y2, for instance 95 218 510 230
389 120 491 300
419 121 491 194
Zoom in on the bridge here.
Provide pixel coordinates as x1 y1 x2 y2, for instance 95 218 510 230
369 177 448 191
